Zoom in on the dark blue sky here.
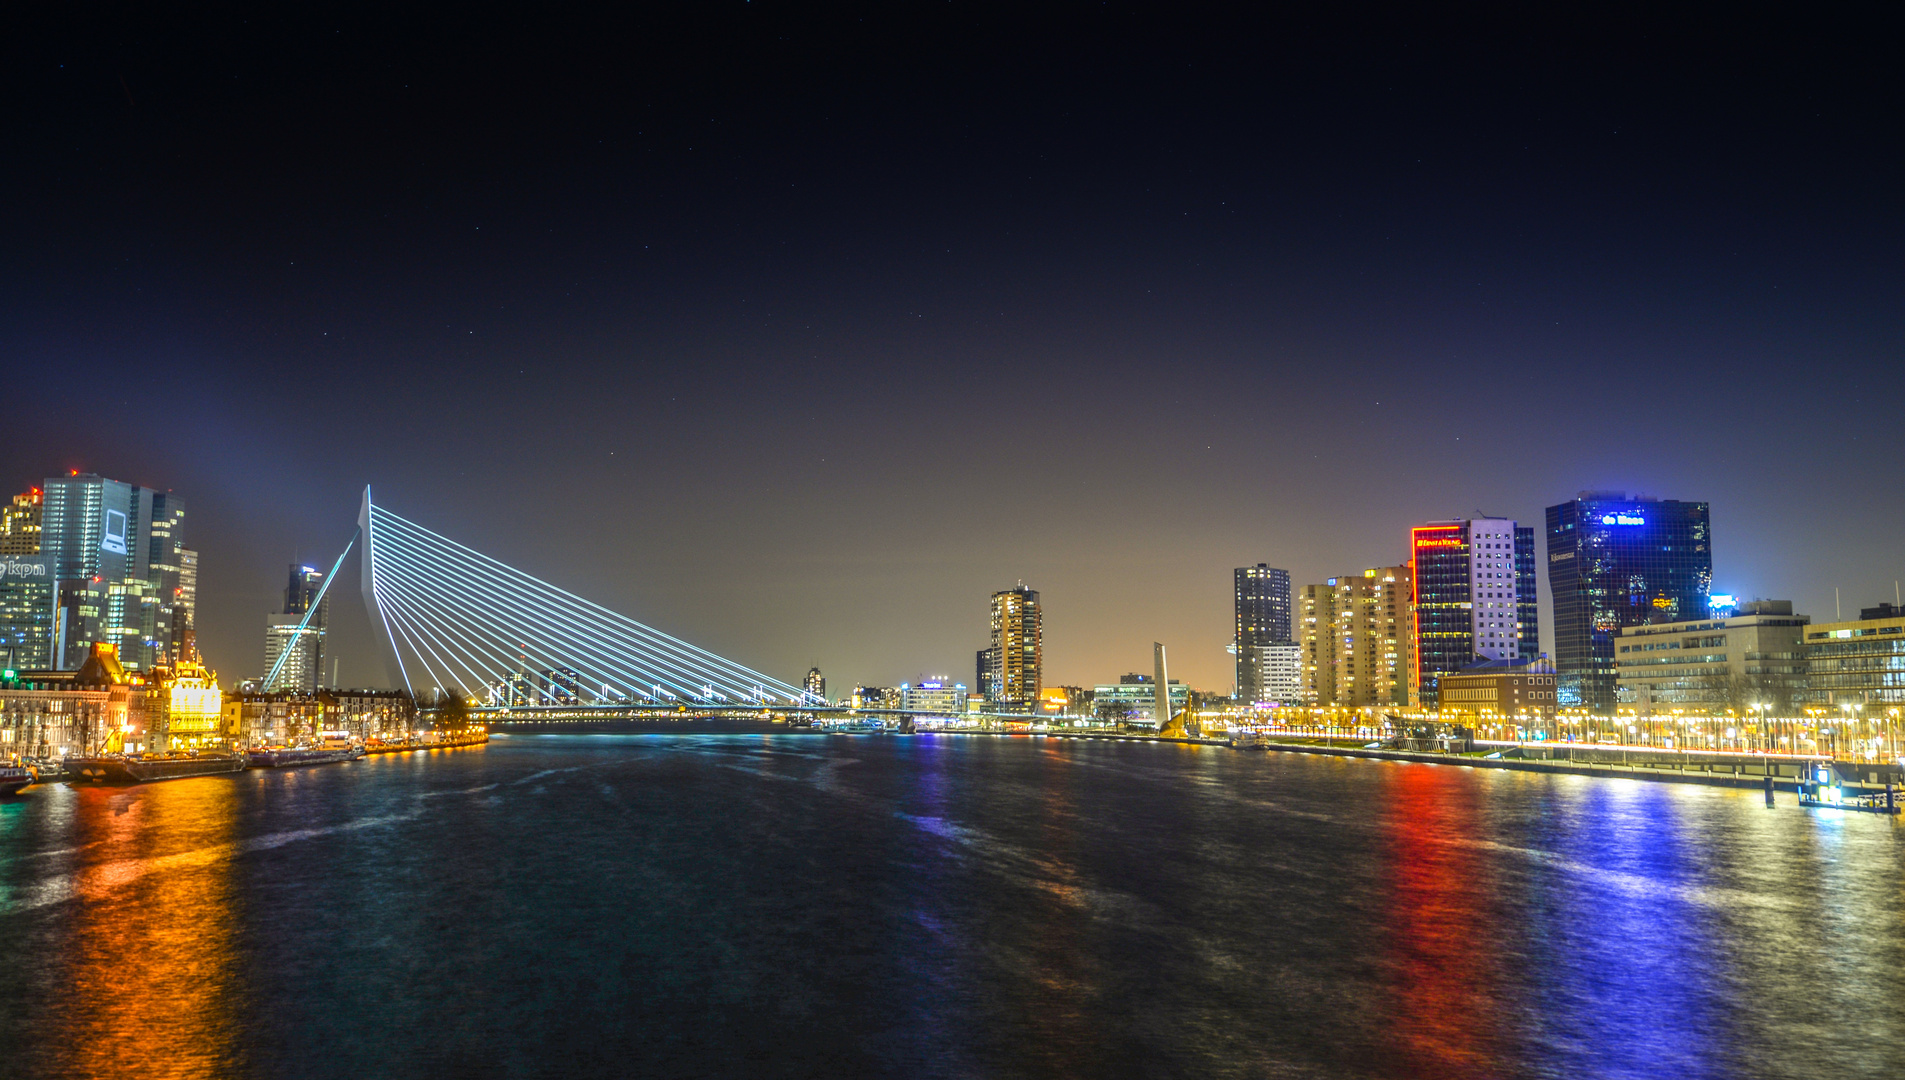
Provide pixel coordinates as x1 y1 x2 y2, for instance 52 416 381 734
4 5 1900 692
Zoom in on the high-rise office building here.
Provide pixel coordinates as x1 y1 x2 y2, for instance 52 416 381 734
803 666 826 702
0 555 54 671
173 547 199 662
264 616 324 692
264 563 330 691
1233 564 1292 703
1546 493 1711 712
286 564 328 624
540 667 581 705
986 585 1041 711
1 488 41 555
0 488 52 671
40 474 187 671
1410 519 1537 709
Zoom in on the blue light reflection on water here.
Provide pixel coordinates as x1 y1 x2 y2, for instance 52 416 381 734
1532 779 1733 1079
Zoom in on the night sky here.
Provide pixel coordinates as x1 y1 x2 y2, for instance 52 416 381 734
5 6 1900 694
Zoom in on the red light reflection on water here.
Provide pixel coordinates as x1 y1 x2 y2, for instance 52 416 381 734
52 780 244 1079
1380 766 1506 1079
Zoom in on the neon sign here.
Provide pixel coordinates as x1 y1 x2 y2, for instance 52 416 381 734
1600 513 1645 526
1414 538 1463 548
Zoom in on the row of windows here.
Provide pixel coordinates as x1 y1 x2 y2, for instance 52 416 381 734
1617 653 1728 667
1810 626 1903 640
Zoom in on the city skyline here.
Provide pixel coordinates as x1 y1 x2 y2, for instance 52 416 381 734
6 467 1896 705
3 8 1898 695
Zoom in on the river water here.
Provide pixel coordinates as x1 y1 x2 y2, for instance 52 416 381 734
1 733 1901 1079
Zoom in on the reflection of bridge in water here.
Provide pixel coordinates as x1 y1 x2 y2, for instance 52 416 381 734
315 488 1029 725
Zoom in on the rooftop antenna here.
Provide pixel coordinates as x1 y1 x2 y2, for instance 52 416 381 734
1836 587 1841 621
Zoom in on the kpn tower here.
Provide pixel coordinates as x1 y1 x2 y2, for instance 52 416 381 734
1410 518 1538 709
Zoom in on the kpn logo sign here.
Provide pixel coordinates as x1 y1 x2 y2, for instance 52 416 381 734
1 558 50 581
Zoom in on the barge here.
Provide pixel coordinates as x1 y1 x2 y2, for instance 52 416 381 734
247 736 365 768
66 752 246 783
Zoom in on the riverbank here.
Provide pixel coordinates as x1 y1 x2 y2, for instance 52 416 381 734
1039 730 1902 797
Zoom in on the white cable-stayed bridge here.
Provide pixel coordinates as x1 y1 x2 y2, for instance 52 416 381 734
266 488 835 719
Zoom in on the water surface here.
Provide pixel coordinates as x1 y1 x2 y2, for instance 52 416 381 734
1 734 1900 1078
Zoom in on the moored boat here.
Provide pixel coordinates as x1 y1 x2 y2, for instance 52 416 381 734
246 740 365 768
0 763 35 796
66 752 247 783
64 729 245 783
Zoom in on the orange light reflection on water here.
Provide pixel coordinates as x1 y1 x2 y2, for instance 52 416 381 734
54 779 245 1080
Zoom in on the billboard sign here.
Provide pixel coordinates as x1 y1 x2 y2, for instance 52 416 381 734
0 558 50 582
101 509 128 555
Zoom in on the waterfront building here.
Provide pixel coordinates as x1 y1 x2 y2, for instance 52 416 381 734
1615 601 1810 714
986 585 1042 712
1803 608 1905 708
900 676 966 715
1039 685 1084 717
1249 647 1310 704
1334 566 1414 708
1 487 41 555
1234 564 1292 702
1092 674 1188 726
3 644 142 757
264 615 324 692
803 666 826 702
329 688 418 740
146 659 225 752
1546 493 1712 712
851 685 901 710
1437 657 1559 726
40 474 188 670
1297 567 1413 708
1296 583 1336 705
1410 519 1535 709
225 687 416 747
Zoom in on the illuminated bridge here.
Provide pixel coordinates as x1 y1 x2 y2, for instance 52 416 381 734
256 488 1045 727
264 488 825 715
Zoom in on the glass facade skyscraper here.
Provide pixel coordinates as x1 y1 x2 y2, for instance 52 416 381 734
40 474 188 671
1410 519 1537 709
1546 493 1712 713
1233 564 1292 703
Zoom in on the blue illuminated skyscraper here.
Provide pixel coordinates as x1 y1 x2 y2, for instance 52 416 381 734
1545 493 1712 713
